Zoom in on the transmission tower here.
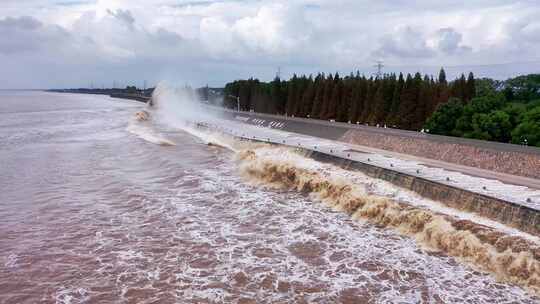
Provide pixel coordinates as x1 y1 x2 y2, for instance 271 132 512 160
374 60 384 78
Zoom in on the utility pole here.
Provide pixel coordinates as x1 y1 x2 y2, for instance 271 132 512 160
374 60 384 78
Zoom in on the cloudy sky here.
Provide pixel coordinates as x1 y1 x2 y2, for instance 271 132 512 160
1 0 540 89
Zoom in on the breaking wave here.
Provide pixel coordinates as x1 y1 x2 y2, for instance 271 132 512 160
126 118 175 146
236 146 540 292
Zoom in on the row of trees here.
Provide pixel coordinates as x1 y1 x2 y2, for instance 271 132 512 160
223 69 476 130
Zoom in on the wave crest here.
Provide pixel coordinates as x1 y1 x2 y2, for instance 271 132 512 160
236 147 540 291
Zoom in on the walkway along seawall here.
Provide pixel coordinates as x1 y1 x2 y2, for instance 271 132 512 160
203 110 540 236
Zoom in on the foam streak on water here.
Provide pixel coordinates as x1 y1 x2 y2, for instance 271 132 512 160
0 91 538 303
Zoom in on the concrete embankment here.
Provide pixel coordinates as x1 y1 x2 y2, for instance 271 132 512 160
203 111 540 236
306 150 540 236
216 110 540 180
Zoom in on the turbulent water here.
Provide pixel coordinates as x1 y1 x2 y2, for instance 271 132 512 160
1 91 539 303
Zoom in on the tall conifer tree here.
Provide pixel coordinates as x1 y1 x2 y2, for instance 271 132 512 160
319 74 335 119
466 72 476 102
310 73 326 118
387 73 404 126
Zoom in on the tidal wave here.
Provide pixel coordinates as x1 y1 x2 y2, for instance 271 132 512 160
236 146 540 292
126 116 175 146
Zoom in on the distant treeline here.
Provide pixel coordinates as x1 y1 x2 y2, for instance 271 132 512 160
223 69 475 130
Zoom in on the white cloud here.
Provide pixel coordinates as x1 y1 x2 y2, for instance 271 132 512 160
374 26 436 59
1 0 540 88
435 28 472 55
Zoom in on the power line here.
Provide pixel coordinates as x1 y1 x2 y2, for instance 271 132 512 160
374 60 384 78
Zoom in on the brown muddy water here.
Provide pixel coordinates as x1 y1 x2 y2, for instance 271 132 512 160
0 91 538 303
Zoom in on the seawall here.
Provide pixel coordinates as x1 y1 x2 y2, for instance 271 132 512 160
305 150 540 236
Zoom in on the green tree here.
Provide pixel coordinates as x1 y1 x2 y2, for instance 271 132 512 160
270 76 286 114
466 72 476 101
424 98 464 135
387 73 404 126
337 79 352 122
475 78 500 97
348 81 362 123
468 111 512 142
327 76 343 120
368 80 385 124
438 68 447 84
511 107 540 146
286 74 298 115
397 73 421 129
413 75 432 130
300 76 315 117
504 74 540 102
319 74 335 119
435 69 450 113
359 78 375 123
454 94 506 136
502 103 527 128
451 73 468 103
310 74 326 119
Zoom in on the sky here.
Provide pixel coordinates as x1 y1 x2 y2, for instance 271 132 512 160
1 0 540 89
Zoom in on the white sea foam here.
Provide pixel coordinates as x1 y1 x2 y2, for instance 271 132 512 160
235 146 540 292
126 119 175 146
55 287 89 304
4 253 18 268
